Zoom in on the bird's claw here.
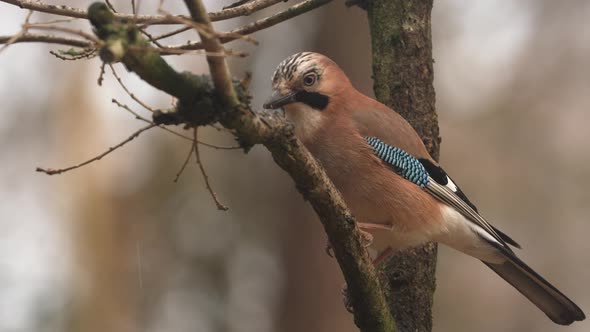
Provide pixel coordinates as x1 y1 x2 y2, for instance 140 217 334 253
359 229 374 247
325 242 334 258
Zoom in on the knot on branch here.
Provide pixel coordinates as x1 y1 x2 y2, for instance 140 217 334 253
151 74 254 128
88 2 253 131
89 3 143 63
88 3 115 28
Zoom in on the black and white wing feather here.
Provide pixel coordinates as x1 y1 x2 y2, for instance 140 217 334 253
364 136 585 325
364 136 519 249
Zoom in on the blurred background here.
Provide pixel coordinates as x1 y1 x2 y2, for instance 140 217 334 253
0 1 588 331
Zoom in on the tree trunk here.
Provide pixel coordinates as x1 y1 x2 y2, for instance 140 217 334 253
366 1 439 331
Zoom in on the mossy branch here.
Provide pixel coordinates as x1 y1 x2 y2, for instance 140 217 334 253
87 2 395 332
365 1 439 331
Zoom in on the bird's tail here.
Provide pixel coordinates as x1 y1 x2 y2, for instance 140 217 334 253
483 246 585 325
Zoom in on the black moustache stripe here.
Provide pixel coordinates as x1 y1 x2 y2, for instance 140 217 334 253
295 91 330 110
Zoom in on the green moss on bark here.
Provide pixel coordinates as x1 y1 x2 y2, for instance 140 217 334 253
366 1 439 331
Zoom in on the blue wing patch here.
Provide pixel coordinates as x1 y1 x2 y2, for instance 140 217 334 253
364 137 521 248
364 136 429 188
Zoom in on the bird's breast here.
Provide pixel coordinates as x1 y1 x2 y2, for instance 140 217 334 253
284 103 325 143
306 129 445 250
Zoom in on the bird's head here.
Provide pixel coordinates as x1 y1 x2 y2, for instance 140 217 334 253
263 52 352 141
263 52 350 111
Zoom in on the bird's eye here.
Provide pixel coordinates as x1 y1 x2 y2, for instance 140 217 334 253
303 73 317 86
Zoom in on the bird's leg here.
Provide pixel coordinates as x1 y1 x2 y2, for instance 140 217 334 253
325 242 334 258
358 228 374 247
326 222 381 257
373 247 393 267
357 221 393 247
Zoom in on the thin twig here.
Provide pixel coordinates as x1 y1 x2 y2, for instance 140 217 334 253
139 28 165 48
36 124 156 175
50 48 96 61
157 10 258 46
173 139 195 182
193 128 229 211
151 25 191 41
168 0 333 52
97 62 106 85
223 0 252 9
155 46 248 57
131 0 141 17
157 0 165 13
0 9 33 54
105 0 117 12
31 17 78 25
0 32 247 57
0 0 284 25
112 98 159 124
0 33 92 48
157 9 215 39
111 99 239 149
198 140 241 150
184 0 238 108
109 64 157 112
26 24 99 43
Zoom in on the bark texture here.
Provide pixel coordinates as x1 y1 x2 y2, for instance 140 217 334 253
366 1 440 331
88 3 395 332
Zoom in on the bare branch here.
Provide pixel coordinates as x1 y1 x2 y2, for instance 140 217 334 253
50 48 96 61
26 23 99 42
1 0 285 25
193 128 229 211
0 9 33 54
112 98 187 138
184 0 239 108
155 46 247 57
110 99 238 149
36 124 156 175
110 64 157 112
151 25 191 41
31 17 78 25
0 33 248 57
97 62 106 85
0 33 92 48
105 0 117 13
174 138 195 183
168 0 332 51
138 27 166 48
152 11 259 47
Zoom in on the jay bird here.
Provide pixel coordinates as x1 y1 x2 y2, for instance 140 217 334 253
263 52 585 325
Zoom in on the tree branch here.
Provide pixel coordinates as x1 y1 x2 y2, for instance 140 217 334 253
183 0 239 109
170 0 333 51
36 123 156 175
86 2 395 331
0 0 286 25
0 33 91 48
365 1 439 331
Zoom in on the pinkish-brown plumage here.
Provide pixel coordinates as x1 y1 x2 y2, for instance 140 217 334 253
263 52 585 325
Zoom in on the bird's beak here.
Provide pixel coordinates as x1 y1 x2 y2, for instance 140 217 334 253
263 90 298 109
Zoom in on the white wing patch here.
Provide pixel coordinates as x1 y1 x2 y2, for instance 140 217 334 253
426 176 509 249
445 176 458 192
437 206 505 264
